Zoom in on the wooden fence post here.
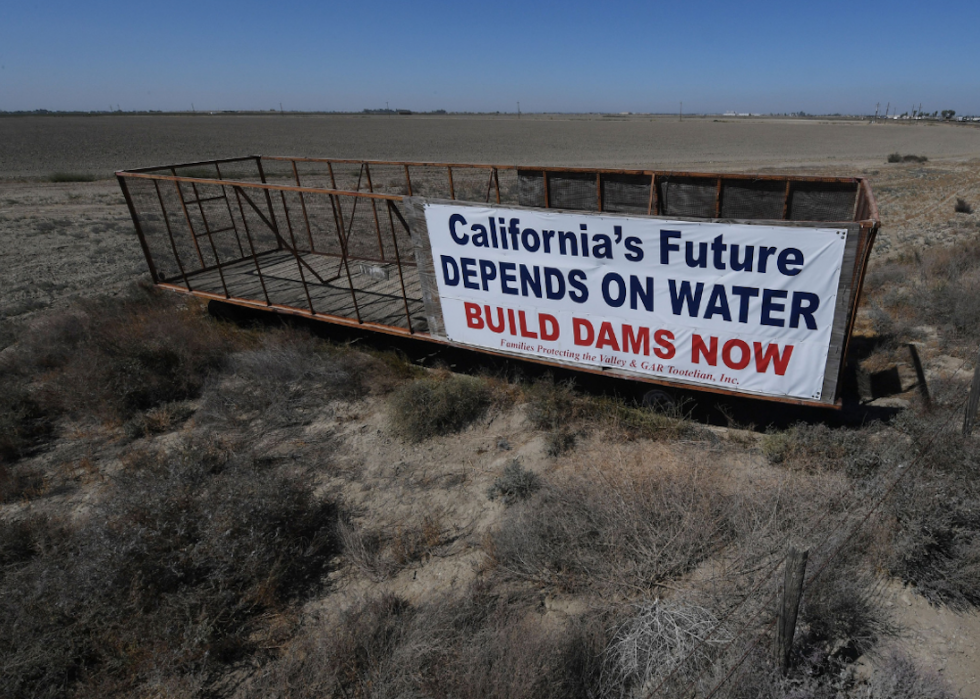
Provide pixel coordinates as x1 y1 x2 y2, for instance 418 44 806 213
774 547 808 674
963 348 980 436
908 343 931 410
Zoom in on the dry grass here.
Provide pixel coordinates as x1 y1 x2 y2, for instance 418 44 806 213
0 434 341 698
387 372 492 441
245 585 606 699
488 458 738 593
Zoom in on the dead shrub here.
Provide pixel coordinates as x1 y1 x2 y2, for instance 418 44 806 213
388 373 491 441
761 423 885 476
546 429 577 456
8 284 239 422
247 585 606 699
525 377 698 442
201 332 367 430
867 649 956 699
600 599 727 698
0 375 53 462
487 460 542 504
882 408 980 607
954 197 973 214
0 433 341 697
339 512 449 581
490 460 734 593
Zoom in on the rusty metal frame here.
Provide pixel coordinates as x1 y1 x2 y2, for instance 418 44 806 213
117 156 879 409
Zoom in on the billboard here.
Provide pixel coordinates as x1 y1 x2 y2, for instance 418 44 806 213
422 203 848 401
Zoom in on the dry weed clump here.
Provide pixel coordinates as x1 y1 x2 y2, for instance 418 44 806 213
387 373 492 441
880 409 980 607
761 422 885 476
6 283 239 423
200 331 369 430
0 434 341 698
525 377 700 443
489 460 735 593
339 512 448 582
246 585 605 699
866 649 957 699
487 460 542 504
868 238 980 344
600 599 726 698
954 197 973 214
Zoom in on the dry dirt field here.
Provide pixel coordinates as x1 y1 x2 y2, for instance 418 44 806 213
3 115 980 698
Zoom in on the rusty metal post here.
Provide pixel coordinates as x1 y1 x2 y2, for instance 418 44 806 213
447 166 455 200
332 193 362 324
291 160 316 252
908 343 932 409
386 200 415 333
364 162 386 261
170 169 207 269
493 168 501 204
117 175 160 283
280 191 316 314
963 346 980 436
596 172 602 212
152 179 193 290
187 180 231 298
782 180 792 219
543 171 550 208
715 178 723 218
232 185 272 306
214 162 246 259
403 164 413 196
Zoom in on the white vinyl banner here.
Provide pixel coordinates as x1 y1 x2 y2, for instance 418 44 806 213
423 203 848 401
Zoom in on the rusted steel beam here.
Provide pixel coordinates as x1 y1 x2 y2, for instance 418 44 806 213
596 172 603 212
214 162 246 258
119 172 406 201
447 166 455 200
123 155 257 173
291 160 316 253
235 188 326 284
543 171 550 208
170 169 207 269
331 192 362 324
386 200 414 333
188 179 231 298
231 185 272 306
117 175 160 283
280 190 316 315
152 179 192 290
404 164 413 196
364 162 386 261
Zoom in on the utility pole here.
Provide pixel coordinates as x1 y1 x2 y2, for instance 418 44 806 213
885 102 890 118
679 101 683 121
517 101 521 119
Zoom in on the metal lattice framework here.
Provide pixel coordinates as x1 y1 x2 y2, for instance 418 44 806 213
117 156 879 407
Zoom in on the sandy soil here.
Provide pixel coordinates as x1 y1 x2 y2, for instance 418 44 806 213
3 116 980 695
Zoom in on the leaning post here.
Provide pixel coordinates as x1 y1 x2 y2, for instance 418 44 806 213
774 547 808 674
963 347 980 436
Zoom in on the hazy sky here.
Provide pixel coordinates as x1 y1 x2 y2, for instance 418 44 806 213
2 0 979 115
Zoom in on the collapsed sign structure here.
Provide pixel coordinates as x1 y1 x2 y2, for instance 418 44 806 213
116 157 879 408
422 204 847 401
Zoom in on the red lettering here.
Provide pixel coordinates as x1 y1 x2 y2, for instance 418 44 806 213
573 318 594 346
464 302 484 329
622 325 649 356
654 330 675 360
596 322 621 351
753 342 794 375
540 313 560 341
692 334 718 365
517 310 538 339
485 305 505 333
507 308 517 335
722 339 751 370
